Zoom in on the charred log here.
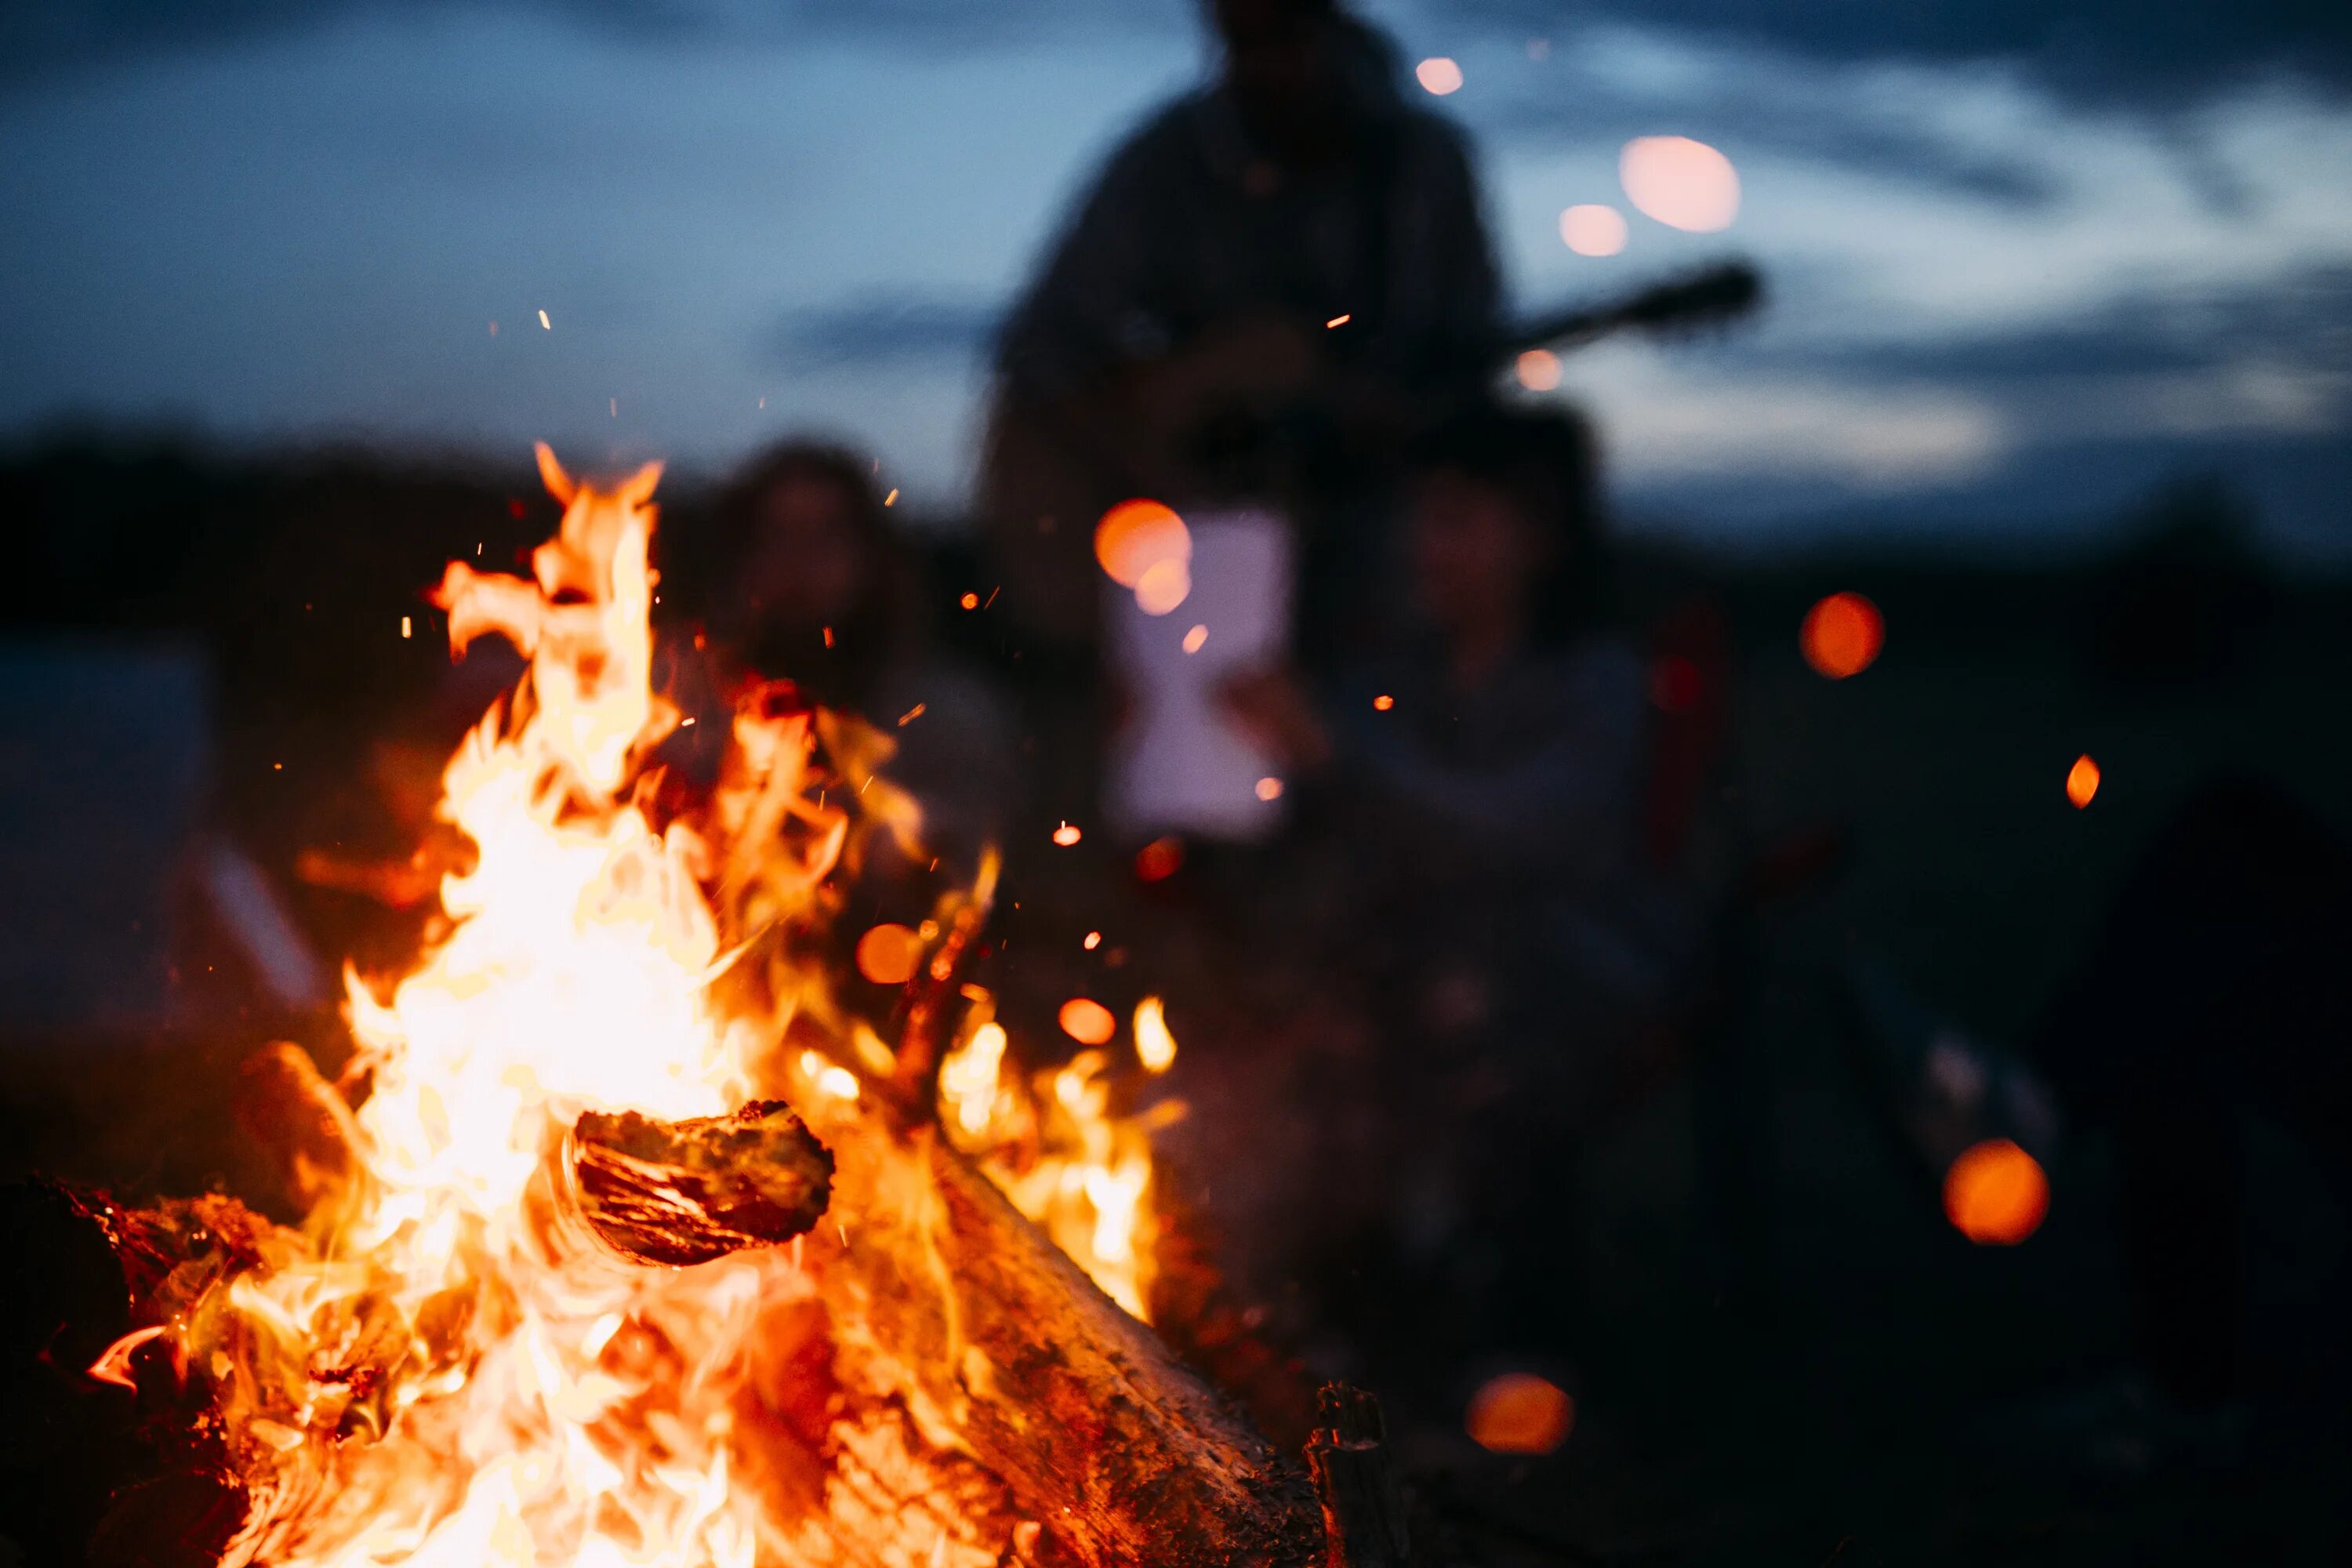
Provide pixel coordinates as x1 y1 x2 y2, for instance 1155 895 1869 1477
1304 1386 1410 1568
563 1099 833 1267
814 1111 1325 1568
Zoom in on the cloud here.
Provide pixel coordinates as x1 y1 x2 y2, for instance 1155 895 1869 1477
770 295 1003 368
1385 0 2352 97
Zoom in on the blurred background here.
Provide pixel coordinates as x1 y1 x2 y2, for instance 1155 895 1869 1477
5 2 2352 1563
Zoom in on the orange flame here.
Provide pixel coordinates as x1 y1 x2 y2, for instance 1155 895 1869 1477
162 448 1176 1567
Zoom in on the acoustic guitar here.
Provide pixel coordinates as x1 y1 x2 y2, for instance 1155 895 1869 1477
978 260 1764 649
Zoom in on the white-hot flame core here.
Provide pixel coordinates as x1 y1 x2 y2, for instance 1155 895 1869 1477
220 452 782 1568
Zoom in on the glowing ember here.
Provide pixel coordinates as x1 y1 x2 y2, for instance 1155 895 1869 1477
1053 821 1083 847
1800 591 1884 680
2067 754 2101 808
1465 1374 1573 1454
1944 1138 2049 1245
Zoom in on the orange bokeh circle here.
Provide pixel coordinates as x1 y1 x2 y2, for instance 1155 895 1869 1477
1800 591 1884 679
1058 997 1118 1046
854 923 920 986
1465 1373 1574 1455
1944 1138 2049 1246
1094 499 1190 588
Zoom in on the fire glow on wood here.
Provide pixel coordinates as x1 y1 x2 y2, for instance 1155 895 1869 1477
71 446 1338 1568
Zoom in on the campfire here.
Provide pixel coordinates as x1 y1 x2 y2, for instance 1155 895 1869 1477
49 450 1392 1567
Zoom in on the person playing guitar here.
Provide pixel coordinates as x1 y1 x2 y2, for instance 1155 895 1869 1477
982 0 1499 661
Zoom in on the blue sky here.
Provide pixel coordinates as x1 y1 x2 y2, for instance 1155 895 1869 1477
3 1 2347 557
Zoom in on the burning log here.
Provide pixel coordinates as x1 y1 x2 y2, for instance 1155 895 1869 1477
815 1109 1326 1568
1304 1386 1411 1568
561 1099 833 1267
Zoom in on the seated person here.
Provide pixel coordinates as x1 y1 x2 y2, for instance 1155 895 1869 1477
694 441 1018 878
1221 406 1696 1374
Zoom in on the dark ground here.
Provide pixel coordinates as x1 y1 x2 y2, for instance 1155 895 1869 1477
2 438 2348 1564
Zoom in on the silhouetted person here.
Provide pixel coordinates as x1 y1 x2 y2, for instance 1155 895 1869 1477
702 442 1017 875
981 0 1500 657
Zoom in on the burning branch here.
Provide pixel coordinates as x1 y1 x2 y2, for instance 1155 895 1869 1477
561 1099 833 1268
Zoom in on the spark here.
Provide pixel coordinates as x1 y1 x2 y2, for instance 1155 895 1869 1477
1373 694 1394 711
897 703 926 727
401 615 412 640
884 488 898 506
1083 931 1101 950
1052 822 1082 847
538 309 550 329
1325 314 1352 329
960 592 980 610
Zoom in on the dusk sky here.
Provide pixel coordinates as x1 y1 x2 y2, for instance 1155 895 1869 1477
5 1 2348 557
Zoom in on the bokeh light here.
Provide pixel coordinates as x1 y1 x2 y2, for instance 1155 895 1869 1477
1094 498 1189 588
1051 821 1082 847
1058 997 1117 1046
1181 623 1208 654
1619 136 1740 232
1559 203 1628 256
1465 1373 1574 1454
1944 1138 2049 1245
1515 349 1562 390
2067 754 2101 808
853 922 920 985
1134 557 1192 616
1254 776 1284 802
1134 836 1185 882
1800 591 1884 679
1415 57 1464 96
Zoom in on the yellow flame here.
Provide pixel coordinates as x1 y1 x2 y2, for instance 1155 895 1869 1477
168 447 1176 1566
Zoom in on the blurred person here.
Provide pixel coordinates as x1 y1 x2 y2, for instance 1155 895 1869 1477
1847 778 2352 1472
980 0 1500 662
1219 406 1700 1378
699 441 1018 877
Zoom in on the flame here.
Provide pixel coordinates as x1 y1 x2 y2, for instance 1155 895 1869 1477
152 447 1177 1566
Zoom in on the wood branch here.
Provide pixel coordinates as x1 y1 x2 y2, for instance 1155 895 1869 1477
562 1100 833 1267
1304 1386 1411 1568
811 1107 1325 1568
